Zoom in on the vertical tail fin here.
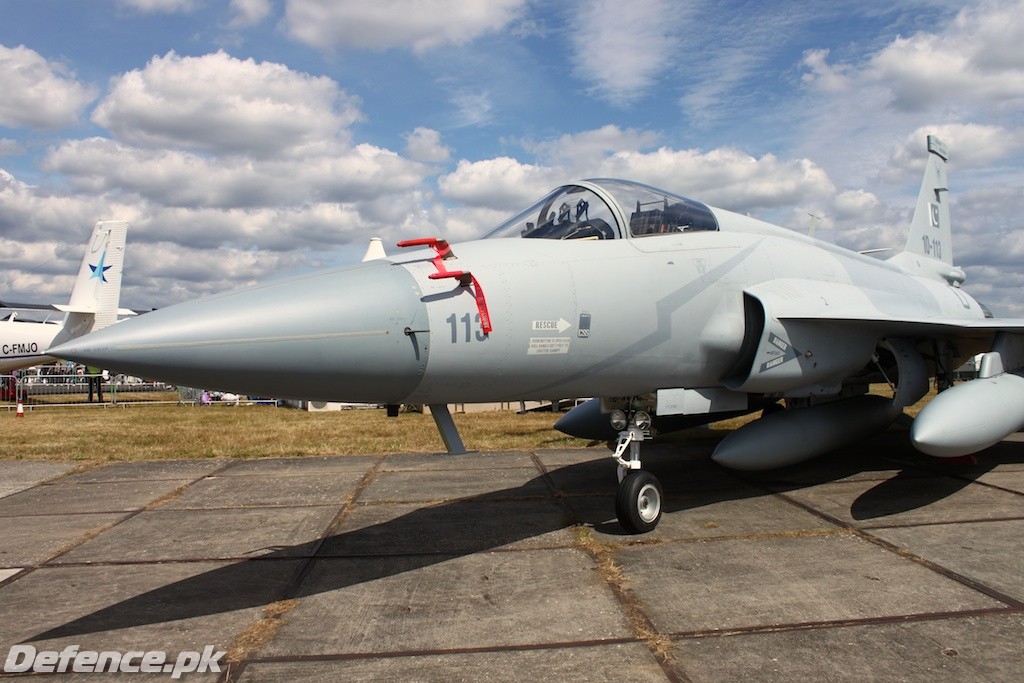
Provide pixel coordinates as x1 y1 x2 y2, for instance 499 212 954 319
887 136 965 284
907 135 952 265
52 220 130 345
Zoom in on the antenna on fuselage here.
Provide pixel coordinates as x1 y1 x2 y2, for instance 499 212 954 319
807 213 821 238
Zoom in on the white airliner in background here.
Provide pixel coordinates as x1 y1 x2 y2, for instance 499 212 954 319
0 220 130 373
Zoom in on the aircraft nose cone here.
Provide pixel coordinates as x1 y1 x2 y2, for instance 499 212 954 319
49 260 429 403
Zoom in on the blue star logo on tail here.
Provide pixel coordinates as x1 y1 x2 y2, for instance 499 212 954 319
89 251 112 283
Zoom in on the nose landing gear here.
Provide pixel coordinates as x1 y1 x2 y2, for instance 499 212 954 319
610 412 663 533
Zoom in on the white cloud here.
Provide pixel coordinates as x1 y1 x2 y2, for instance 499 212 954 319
0 164 431 307
800 49 853 93
436 141 845 245
0 44 96 130
116 240 313 305
439 205 512 242
526 125 660 169
591 147 836 213
405 128 450 163
952 185 1024 316
567 0 688 107
450 90 493 128
229 0 272 28
804 0 1024 113
668 2 817 127
3 119 438 305
886 123 1024 175
0 236 255 309
952 186 1024 266
813 197 908 256
440 127 836 217
439 157 562 210
0 168 127 245
43 137 431 210
0 139 23 156
678 47 763 126
0 168 151 307
115 0 198 12
43 139 268 208
2 40 447 309
791 1 1024 192
297 143 433 202
960 266 1024 316
832 189 883 221
284 0 526 51
92 51 362 157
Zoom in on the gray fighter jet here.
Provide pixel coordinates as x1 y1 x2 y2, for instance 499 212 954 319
49 136 1024 532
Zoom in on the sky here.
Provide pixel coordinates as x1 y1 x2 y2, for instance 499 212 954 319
1 0 1023 316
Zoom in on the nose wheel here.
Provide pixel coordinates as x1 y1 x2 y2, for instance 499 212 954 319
611 422 663 533
616 470 663 533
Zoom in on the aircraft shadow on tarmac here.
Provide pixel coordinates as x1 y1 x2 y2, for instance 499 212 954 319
29 432 1023 643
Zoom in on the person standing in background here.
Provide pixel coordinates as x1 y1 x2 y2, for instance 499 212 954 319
86 366 103 403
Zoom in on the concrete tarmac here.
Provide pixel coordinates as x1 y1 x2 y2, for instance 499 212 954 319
0 430 1022 681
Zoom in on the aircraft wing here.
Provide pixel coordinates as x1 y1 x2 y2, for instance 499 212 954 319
962 319 1024 330
0 300 60 311
777 315 1024 339
745 278 1024 340
725 278 1021 398
3 301 150 316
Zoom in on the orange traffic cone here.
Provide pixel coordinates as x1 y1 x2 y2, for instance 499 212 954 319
15 402 24 417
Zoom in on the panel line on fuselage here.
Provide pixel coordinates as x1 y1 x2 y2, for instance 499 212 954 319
117 329 390 352
519 241 759 397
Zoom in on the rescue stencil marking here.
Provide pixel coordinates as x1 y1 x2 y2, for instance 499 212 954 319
532 318 571 333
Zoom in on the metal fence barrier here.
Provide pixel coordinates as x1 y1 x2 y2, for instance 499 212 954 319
1 370 571 412
1 370 180 408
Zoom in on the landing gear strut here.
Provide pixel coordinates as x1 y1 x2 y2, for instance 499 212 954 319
610 413 663 533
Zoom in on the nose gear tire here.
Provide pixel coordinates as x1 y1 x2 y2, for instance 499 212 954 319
616 470 663 534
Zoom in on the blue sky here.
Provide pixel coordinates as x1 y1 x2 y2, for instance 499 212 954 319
1 0 1023 314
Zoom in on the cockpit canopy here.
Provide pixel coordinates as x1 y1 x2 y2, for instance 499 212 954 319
483 178 718 240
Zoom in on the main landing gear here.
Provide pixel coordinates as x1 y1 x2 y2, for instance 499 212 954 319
610 411 663 533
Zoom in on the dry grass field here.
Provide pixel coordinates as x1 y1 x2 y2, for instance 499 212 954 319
0 404 599 461
0 384 930 463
